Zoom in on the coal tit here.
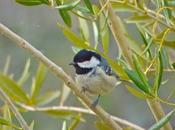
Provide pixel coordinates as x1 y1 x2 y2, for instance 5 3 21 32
70 49 120 107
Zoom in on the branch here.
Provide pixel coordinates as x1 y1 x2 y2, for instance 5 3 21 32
0 88 30 130
19 104 145 130
101 1 173 130
0 23 122 130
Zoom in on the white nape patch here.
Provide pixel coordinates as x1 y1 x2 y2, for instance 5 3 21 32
77 56 100 68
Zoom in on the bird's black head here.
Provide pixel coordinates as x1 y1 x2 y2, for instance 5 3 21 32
70 49 101 74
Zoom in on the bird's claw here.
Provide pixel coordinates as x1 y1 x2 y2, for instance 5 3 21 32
81 86 87 94
90 95 100 109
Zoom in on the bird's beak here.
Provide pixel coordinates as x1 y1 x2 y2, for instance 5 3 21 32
69 62 76 66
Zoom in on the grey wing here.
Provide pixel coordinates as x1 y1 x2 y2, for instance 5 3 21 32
99 57 119 79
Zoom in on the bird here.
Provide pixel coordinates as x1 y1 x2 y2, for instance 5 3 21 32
69 49 120 107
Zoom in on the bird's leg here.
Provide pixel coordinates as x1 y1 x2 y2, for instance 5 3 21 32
81 86 87 94
90 94 100 108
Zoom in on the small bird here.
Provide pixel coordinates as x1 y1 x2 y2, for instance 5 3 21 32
70 49 120 107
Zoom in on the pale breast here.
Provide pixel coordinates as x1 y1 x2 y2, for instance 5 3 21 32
75 67 119 96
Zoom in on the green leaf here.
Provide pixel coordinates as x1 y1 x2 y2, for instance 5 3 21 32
83 0 94 14
72 46 82 54
68 114 81 130
160 0 172 25
43 109 73 117
59 83 71 105
18 59 30 86
0 73 30 103
148 110 175 130
59 10 72 27
29 120 35 130
111 1 136 12
137 25 152 58
125 34 144 57
160 48 171 68
133 55 151 93
62 121 67 130
3 56 11 75
154 39 175 49
16 0 49 6
3 104 12 130
56 0 80 10
57 23 91 49
125 15 152 23
124 68 150 94
31 63 47 100
95 121 113 130
75 5 91 13
93 22 99 49
36 90 60 106
0 117 22 130
126 85 151 99
100 13 109 54
78 11 90 41
153 51 163 95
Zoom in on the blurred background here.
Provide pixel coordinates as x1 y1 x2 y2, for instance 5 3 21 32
0 0 174 129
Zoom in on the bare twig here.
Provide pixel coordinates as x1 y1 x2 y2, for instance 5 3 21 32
19 104 145 130
0 23 122 130
100 1 173 130
0 88 30 130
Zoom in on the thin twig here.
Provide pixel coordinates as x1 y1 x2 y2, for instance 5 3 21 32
0 88 30 130
19 104 145 130
0 23 122 130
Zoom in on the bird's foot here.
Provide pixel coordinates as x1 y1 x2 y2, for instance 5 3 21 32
81 86 87 94
90 95 100 109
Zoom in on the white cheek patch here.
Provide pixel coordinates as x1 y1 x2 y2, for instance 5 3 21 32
77 56 100 68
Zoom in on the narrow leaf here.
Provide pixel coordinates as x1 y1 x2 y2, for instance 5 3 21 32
78 11 90 41
31 63 47 100
57 23 91 49
126 85 151 99
137 25 153 57
16 0 49 6
133 55 151 93
83 0 94 14
153 51 163 95
111 1 136 12
125 15 152 23
75 5 91 13
43 110 73 117
29 120 35 130
18 59 30 86
124 68 150 94
148 110 175 130
59 10 72 27
95 121 113 130
0 73 30 103
93 22 99 49
0 117 22 130
59 84 71 106
62 121 67 130
56 0 80 10
155 39 175 49
36 90 60 106
100 13 109 54
3 104 12 130
68 113 81 130
3 56 11 75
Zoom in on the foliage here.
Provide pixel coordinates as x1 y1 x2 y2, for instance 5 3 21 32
0 0 175 129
